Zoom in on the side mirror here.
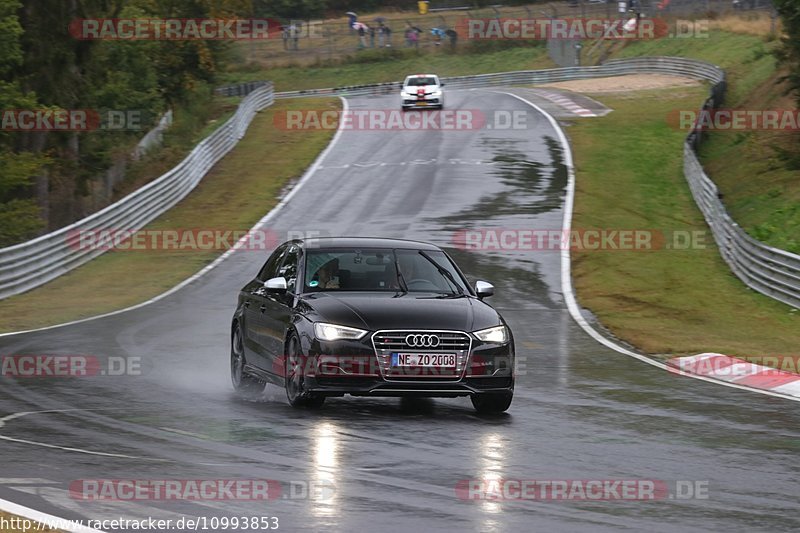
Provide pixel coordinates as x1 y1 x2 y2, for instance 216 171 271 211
264 277 288 292
474 280 494 298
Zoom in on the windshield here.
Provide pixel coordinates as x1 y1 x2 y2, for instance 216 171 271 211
304 248 467 293
404 77 437 87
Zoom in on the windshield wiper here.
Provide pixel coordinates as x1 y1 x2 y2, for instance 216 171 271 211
393 251 409 296
418 292 469 299
417 251 464 296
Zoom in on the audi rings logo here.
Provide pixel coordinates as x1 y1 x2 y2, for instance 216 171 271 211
405 334 441 348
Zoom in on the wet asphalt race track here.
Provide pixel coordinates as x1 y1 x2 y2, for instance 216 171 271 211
1 90 799 533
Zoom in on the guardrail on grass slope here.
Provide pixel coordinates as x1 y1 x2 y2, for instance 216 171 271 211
269 56 800 309
6 58 799 309
0 83 275 300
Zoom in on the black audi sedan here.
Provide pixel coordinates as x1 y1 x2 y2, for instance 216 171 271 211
230 237 514 413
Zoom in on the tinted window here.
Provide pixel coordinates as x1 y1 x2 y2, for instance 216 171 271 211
257 244 288 281
279 245 300 292
405 77 436 87
303 248 467 293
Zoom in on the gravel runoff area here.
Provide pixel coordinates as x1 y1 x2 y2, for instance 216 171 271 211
539 73 702 93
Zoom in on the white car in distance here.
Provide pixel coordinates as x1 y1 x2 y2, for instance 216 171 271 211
400 74 445 111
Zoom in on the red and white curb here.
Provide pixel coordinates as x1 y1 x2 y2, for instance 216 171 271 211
535 90 597 117
500 90 800 404
667 353 800 398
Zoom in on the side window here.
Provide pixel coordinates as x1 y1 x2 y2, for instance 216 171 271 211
257 244 288 282
278 245 300 292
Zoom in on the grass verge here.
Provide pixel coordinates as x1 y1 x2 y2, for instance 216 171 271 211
569 86 799 358
221 44 553 92
0 98 339 333
615 29 799 253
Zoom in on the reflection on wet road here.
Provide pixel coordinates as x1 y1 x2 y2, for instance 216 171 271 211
0 90 798 532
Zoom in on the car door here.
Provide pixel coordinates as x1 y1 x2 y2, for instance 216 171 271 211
243 244 287 371
260 244 300 375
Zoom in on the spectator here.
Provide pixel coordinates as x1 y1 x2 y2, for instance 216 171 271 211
384 25 392 47
378 22 392 47
445 28 457 47
430 27 445 46
357 24 367 49
406 24 420 49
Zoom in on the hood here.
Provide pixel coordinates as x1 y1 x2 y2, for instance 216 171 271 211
404 85 438 93
303 292 502 332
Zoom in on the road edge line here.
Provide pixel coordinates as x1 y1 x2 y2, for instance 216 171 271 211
0 97 349 339
0 498 105 533
495 90 800 403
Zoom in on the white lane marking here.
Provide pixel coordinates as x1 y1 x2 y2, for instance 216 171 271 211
493 90 800 403
0 496 106 533
0 479 59 485
0 97 350 339
0 409 166 461
319 158 503 170
9 486 188 523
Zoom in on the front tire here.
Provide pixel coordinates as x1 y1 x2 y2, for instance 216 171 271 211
231 323 264 397
285 334 325 408
471 393 512 414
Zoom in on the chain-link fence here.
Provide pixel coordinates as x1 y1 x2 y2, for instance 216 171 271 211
241 1 775 68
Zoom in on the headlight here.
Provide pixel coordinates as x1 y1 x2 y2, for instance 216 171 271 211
431 90 442 96
474 325 508 343
314 322 368 341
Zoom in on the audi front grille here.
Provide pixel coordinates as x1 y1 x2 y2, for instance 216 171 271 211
371 330 472 380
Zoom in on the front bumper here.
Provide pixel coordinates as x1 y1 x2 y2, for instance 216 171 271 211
308 375 513 398
301 332 514 397
402 97 441 108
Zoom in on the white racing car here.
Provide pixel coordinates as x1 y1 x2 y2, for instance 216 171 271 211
400 74 445 110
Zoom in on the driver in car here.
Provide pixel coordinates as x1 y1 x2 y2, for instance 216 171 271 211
316 259 340 289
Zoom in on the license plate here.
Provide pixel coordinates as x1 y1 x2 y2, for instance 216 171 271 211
391 353 456 367
415 101 428 106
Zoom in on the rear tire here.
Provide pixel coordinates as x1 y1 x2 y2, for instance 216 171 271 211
231 323 264 397
285 334 325 409
471 393 512 414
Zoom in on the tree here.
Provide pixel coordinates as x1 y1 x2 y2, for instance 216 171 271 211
0 0 47 246
774 0 800 103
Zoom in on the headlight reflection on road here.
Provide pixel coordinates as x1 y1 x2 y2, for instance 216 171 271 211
479 433 505 521
311 421 339 517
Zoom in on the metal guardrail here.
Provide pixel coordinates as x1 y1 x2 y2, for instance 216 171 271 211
271 57 800 309
4 57 798 309
271 57 726 99
0 83 275 300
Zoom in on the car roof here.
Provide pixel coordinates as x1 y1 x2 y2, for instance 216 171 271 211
405 74 439 79
292 237 443 251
